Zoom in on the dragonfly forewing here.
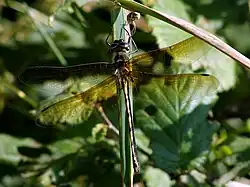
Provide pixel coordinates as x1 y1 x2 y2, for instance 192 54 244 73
19 62 115 83
19 62 116 97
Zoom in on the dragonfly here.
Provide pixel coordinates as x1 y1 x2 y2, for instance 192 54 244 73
20 35 219 174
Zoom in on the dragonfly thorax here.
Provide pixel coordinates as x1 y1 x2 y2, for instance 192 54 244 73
114 52 132 82
114 51 129 65
110 39 133 82
109 39 129 53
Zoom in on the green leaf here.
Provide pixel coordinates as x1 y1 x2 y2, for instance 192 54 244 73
92 123 108 141
180 172 209 187
147 0 191 47
40 140 120 186
224 23 250 54
48 137 83 157
229 136 250 153
135 129 152 155
0 134 38 165
135 75 218 173
215 160 250 185
144 166 173 187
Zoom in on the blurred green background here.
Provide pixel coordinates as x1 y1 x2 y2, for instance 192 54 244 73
1 0 250 186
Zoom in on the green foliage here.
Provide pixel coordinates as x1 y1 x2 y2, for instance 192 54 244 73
135 74 218 172
0 0 250 186
148 0 191 46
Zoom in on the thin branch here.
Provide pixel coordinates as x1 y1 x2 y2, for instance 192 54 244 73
117 0 250 69
95 104 119 135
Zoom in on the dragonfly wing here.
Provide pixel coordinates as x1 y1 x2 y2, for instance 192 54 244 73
131 37 211 73
134 72 219 113
19 62 115 83
37 75 117 127
19 62 115 97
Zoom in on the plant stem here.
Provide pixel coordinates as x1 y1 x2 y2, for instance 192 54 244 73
111 7 134 187
2 81 37 108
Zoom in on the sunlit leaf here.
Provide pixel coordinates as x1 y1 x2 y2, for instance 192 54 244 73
224 23 250 54
144 166 173 187
148 0 191 47
229 136 250 153
0 134 38 165
180 172 209 187
135 74 219 173
48 137 83 157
